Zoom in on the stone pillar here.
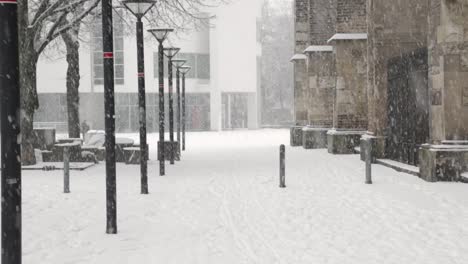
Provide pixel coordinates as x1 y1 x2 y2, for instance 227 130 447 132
291 56 308 125
298 0 337 149
419 0 468 182
292 0 310 126
290 0 310 145
302 48 335 148
327 0 368 154
366 0 429 157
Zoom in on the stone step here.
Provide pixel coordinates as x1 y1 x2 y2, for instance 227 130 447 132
375 159 420 177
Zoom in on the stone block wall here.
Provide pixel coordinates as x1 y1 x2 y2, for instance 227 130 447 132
304 0 336 127
332 0 368 130
294 60 309 125
336 0 367 33
295 0 309 53
307 51 335 127
309 0 337 45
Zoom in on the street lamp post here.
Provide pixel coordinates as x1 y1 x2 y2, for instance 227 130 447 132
148 28 173 176
163 47 180 164
179 66 191 151
172 59 186 154
0 1 21 262
121 0 156 194
102 0 117 234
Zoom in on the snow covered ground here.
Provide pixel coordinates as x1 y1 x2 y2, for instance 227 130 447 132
18 129 468 263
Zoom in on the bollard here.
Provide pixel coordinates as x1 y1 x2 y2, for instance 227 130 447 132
280 145 286 188
365 139 373 184
64 146 70 193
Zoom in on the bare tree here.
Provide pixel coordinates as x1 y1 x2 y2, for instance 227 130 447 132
18 0 100 165
19 0 227 165
61 14 84 138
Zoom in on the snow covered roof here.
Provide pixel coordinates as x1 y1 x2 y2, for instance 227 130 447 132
303 45 334 53
290 54 307 62
327 33 368 43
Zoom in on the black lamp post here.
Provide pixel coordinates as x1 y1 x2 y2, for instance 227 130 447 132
172 59 186 154
163 47 180 164
179 66 191 151
102 0 117 234
0 2 21 262
121 0 156 194
148 28 173 176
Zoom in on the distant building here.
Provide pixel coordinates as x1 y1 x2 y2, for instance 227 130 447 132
35 0 261 133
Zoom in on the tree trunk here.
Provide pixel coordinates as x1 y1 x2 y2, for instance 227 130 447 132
61 29 81 138
19 48 39 166
18 0 39 165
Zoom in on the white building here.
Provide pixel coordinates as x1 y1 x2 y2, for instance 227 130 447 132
35 0 261 132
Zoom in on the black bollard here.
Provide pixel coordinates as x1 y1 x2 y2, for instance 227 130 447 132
365 138 373 184
280 145 286 188
64 147 70 193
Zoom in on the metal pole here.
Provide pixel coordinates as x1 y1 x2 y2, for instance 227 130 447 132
365 139 373 184
0 1 22 262
102 0 117 234
136 18 148 194
158 42 165 176
176 68 181 154
182 73 186 151
280 145 286 188
63 147 70 193
168 57 175 164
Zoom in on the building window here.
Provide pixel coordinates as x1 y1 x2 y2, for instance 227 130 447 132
154 52 210 79
92 11 125 85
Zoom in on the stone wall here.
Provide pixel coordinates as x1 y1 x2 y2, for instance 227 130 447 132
293 60 309 125
331 0 368 130
334 40 368 129
295 0 309 53
336 0 367 33
306 51 335 127
309 0 337 45
304 0 336 127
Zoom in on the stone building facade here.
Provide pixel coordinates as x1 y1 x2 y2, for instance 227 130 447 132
327 0 368 154
291 0 468 182
291 0 337 149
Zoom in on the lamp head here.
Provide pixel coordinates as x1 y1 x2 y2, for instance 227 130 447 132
179 66 191 74
172 59 186 68
148 28 174 43
121 0 156 19
163 47 180 58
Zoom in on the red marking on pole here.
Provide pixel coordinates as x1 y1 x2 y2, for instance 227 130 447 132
0 0 18 3
138 73 145 77
103 52 113 59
